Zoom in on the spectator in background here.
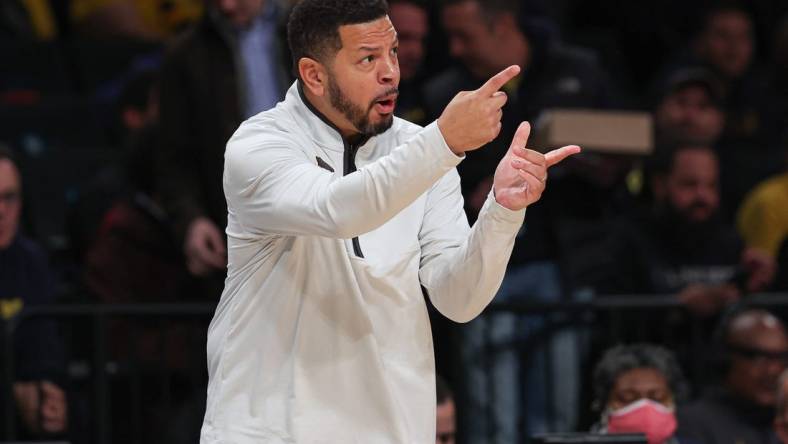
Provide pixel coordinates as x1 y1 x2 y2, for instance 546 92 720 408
433 3 616 441
436 375 457 444
0 146 67 439
84 70 206 444
69 68 162 256
591 344 687 444
69 0 203 41
737 150 788 289
692 3 755 83
426 0 613 216
678 308 788 444
653 68 725 148
735 16 788 292
663 3 780 219
388 0 429 125
157 0 289 295
84 69 186 308
774 369 788 444
601 144 774 317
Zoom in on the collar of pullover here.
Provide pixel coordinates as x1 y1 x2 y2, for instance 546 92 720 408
294 81 372 153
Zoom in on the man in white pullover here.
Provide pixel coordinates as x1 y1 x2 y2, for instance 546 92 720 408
200 0 580 442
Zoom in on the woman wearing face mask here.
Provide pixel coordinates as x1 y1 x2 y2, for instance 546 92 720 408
591 344 689 444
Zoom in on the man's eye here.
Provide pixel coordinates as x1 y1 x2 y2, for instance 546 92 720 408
391 47 398 56
361 55 374 64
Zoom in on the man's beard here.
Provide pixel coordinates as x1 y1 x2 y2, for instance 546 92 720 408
327 75 396 137
655 199 721 250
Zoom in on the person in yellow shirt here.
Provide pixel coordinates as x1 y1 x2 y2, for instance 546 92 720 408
737 172 788 258
738 167 788 290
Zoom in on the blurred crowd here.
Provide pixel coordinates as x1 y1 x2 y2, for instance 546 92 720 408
2 0 788 443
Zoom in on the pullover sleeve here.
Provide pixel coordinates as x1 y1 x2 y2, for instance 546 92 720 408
224 121 462 239
418 172 525 323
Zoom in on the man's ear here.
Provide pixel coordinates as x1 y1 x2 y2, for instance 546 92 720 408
298 57 328 97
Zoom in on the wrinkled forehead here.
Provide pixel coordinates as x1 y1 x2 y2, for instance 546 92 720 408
338 16 397 51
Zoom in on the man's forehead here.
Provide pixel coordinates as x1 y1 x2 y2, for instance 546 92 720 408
338 16 397 49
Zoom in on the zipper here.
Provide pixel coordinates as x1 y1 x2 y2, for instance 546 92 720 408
344 140 364 258
296 81 366 258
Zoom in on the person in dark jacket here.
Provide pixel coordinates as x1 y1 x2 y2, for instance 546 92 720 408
0 146 67 438
433 2 616 441
426 0 614 214
679 308 788 444
156 0 290 288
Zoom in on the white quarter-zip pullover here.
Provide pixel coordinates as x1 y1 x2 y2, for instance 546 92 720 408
200 82 525 443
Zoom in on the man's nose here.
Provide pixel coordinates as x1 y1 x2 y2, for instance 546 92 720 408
379 54 399 84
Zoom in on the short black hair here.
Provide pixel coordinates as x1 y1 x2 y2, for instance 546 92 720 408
287 0 390 79
592 343 687 410
652 67 723 111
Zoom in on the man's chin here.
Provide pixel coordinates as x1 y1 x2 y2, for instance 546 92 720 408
377 114 395 131
363 114 394 136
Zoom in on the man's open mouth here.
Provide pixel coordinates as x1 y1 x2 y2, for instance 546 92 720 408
373 93 399 115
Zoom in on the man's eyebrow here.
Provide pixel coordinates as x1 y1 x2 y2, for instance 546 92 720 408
356 33 399 52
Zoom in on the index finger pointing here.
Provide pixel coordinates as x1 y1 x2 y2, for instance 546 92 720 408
477 65 521 96
545 145 582 168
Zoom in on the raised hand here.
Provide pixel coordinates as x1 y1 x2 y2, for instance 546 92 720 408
493 121 581 211
437 65 520 154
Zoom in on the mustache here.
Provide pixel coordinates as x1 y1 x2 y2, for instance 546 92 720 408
369 88 400 106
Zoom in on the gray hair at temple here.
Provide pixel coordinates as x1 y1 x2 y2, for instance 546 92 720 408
592 343 688 410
